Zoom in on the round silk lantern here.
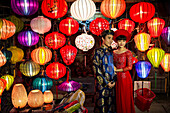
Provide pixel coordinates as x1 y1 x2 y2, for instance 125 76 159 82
45 32 66 49
33 77 53 92
18 30 39 47
19 61 40 77
28 90 44 108
100 0 126 19
89 17 109 36
134 33 151 52
44 90 53 103
60 45 77 65
0 19 16 40
41 0 68 19
1 74 14 91
11 84 28 108
30 16 51 34
147 48 165 68
46 62 66 80
11 0 39 16
147 17 165 38
59 17 79 36
161 53 170 72
118 18 135 33
31 47 52 65
0 78 7 96
135 61 151 79
129 2 155 23
161 27 170 46
0 50 6 67
1 49 12 64
70 0 96 21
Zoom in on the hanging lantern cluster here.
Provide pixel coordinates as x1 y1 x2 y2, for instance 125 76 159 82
1 74 14 91
1 49 12 64
118 18 135 33
0 78 7 96
161 53 170 72
0 50 6 67
161 27 170 46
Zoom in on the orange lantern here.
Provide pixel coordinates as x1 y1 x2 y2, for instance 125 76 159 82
161 53 170 72
0 50 6 67
118 18 135 33
44 90 53 103
0 78 7 96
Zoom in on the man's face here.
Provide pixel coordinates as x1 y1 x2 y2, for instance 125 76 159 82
102 34 113 47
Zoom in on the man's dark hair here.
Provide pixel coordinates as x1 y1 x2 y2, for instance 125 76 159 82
116 35 126 41
101 30 114 39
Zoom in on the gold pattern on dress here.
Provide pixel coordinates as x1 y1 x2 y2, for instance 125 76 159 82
97 76 103 85
102 89 109 97
104 56 108 64
98 98 104 106
103 65 105 72
105 73 110 81
108 97 112 105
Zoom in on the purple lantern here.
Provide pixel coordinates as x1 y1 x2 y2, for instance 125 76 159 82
18 30 39 47
11 0 39 16
161 27 170 46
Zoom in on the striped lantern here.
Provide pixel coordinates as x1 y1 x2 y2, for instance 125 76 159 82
1 74 14 91
118 18 135 33
1 48 12 64
161 53 170 72
0 50 6 67
161 27 170 46
100 0 126 19
0 78 7 96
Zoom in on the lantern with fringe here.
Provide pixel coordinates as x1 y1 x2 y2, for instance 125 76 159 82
1 74 14 91
0 50 6 67
161 53 170 72
44 90 53 103
161 27 170 46
0 78 7 96
118 18 135 33
1 49 12 64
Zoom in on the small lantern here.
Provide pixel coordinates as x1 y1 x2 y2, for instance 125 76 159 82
1 74 14 91
161 53 170 72
1 49 12 64
118 18 135 33
0 78 7 96
0 50 6 67
161 27 170 46
44 90 53 103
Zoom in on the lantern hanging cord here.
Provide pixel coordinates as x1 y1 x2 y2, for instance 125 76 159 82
83 25 87 34
40 35 44 47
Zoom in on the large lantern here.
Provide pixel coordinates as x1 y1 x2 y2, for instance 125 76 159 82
161 53 170 72
89 17 109 36
1 74 14 91
18 30 39 47
46 62 66 80
0 78 7 96
129 2 155 23
70 0 96 21
11 0 39 16
41 0 68 19
134 33 151 52
0 50 6 67
161 27 170 46
44 90 53 103
31 47 52 65
100 0 126 19
147 48 165 68
118 18 135 33
45 32 66 49
59 17 79 36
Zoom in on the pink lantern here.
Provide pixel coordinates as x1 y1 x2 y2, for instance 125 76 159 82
118 18 135 33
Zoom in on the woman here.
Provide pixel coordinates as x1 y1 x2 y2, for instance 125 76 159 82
113 29 135 113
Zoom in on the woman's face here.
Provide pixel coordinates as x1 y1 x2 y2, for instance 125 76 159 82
102 34 113 47
117 40 126 48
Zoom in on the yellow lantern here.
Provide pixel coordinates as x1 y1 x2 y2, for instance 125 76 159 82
134 33 151 52
161 53 170 72
0 50 6 67
1 74 14 91
11 84 28 108
44 90 53 103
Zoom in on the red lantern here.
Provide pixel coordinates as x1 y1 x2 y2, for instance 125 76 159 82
129 2 155 23
59 17 79 36
161 53 170 72
45 32 66 50
41 0 68 19
89 17 109 36
147 17 165 38
60 45 77 65
118 18 135 33
46 62 66 80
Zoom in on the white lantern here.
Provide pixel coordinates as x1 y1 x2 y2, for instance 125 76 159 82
70 0 96 21
75 33 95 51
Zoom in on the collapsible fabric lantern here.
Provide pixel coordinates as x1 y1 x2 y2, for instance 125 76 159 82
89 17 109 36
18 30 39 47
134 33 151 52
33 77 53 92
129 2 155 23
30 16 51 34
0 19 16 40
161 27 170 46
0 78 7 96
135 61 151 79
11 0 39 16
0 50 6 67
44 90 53 103
100 0 126 19
11 84 28 108
41 0 68 19
46 62 66 80
147 48 165 68
1 49 12 64
31 47 52 65
147 17 165 38
70 0 96 21
45 32 66 49
60 45 77 65
118 18 135 33
19 61 40 77
1 74 14 91
59 17 79 36
161 53 170 72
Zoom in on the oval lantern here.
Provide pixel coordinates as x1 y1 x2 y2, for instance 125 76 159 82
100 0 126 19
70 0 96 21
30 16 51 34
31 47 52 65
45 32 66 49
59 17 79 36
147 17 165 38
147 48 165 68
1 74 14 91
19 61 40 77
134 33 151 52
18 30 39 47
1 48 12 64
118 18 135 33
129 2 155 23
11 84 28 108
60 45 77 65
46 62 66 80
161 27 170 46
161 53 170 72
11 0 39 16
89 17 110 36
0 50 6 67
41 0 68 19
75 33 95 51
0 78 7 96
33 77 53 93
44 90 53 103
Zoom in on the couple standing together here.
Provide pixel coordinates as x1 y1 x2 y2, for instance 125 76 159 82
93 29 135 113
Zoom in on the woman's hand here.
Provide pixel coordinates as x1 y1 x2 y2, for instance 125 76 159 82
108 82 115 88
114 66 123 72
